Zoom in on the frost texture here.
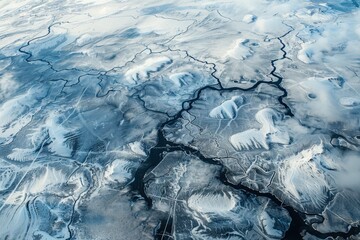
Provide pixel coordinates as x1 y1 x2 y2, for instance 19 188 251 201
0 0 360 239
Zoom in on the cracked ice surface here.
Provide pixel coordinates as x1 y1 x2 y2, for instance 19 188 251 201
0 0 360 239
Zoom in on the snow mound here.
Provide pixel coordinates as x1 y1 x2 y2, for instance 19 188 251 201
242 14 257 23
188 191 236 213
209 96 244 119
230 108 290 151
125 56 172 83
225 39 253 60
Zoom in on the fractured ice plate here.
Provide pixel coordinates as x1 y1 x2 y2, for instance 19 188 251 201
0 0 360 239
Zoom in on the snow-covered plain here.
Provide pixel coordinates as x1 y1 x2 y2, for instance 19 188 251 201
0 0 360 239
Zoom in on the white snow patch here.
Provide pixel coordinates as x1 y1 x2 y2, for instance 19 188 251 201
225 39 253 60
169 72 193 87
188 191 236 214
45 113 77 157
209 96 244 119
125 56 172 83
339 97 360 107
279 144 330 210
128 141 147 156
230 108 290 151
260 211 282 238
27 167 66 194
104 159 132 184
0 73 18 101
242 14 256 23
0 87 47 145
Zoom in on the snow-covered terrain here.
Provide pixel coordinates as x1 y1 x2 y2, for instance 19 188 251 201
0 0 360 239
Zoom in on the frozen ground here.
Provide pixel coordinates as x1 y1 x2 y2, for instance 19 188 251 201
0 0 360 239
